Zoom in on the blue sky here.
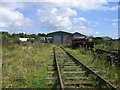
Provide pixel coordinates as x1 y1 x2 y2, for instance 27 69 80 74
0 0 119 38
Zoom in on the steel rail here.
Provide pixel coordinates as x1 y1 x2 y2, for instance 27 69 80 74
95 49 119 56
53 47 64 90
60 46 117 90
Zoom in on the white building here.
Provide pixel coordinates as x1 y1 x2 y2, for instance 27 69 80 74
19 38 35 42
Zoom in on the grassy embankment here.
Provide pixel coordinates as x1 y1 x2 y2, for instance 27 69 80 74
62 41 120 88
2 43 54 88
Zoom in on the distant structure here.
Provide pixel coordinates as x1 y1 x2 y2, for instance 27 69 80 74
102 36 112 41
39 36 46 43
73 32 86 39
19 38 35 42
47 31 72 44
93 37 103 40
47 31 86 44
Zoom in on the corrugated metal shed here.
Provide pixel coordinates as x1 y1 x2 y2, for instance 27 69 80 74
73 32 86 39
47 31 72 44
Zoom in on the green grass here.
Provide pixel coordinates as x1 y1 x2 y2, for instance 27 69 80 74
93 41 119 50
55 47 100 88
62 43 120 88
2 41 120 88
2 43 54 88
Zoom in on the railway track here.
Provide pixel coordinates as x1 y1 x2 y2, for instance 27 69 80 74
94 49 120 64
95 49 119 56
45 47 117 89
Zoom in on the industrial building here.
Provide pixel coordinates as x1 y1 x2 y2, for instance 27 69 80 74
47 31 86 44
73 32 86 39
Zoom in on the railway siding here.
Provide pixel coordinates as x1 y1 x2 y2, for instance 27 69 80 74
45 46 117 89
61 46 118 89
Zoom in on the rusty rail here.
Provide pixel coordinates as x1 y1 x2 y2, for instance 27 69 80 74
95 49 119 56
60 46 117 90
53 47 64 90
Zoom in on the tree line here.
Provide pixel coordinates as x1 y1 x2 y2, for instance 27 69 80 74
2 32 47 38
1 31 47 45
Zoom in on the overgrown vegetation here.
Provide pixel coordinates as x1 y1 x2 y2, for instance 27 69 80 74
2 31 120 88
94 40 119 50
62 41 120 88
55 47 98 88
2 43 54 88
1 31 48 45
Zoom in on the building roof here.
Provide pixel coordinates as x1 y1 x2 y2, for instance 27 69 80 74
47 31 86 37
102 36 112 38
47 31 72 36
102 36 112 40
73 32 86 36
73 36 85 39
102 36 112 39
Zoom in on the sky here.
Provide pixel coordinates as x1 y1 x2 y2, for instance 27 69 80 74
0 0 119 38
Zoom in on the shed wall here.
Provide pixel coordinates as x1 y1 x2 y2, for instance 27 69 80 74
54 35 61 44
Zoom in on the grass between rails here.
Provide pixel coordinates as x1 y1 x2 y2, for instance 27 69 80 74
62 44 120 88
2 43 54 88
55 47 101 88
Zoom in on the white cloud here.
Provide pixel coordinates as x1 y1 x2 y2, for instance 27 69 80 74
73 17 87 22
1 0 118 11
1 1 118 35
59 8 77 16
95 32 100 35
112 22 118 28
104 18 119 22
94 22 99 25
37 7 75 30
35 0 117 11
0 8 32 27
0 29 9 32
92 22 100 27
73 25 100 35
112 19 118 21
112 23 117 26
112 19 120 22
73 26 91 34
1 2 24 10
0 7 33 32
34 0 118 34
1 0 119 2
100 5 118 11
0 22 8 27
